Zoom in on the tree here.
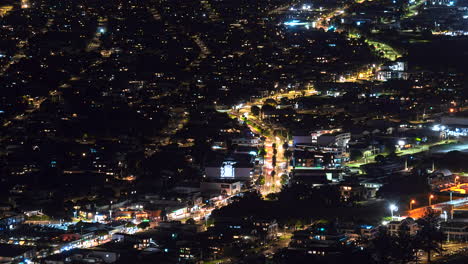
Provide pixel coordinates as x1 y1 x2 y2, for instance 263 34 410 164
284 150 292 159
369 227 394 264
185 218 196 225
258 148 267 158
350 149 363 161
251 105 260 116
265 193 278 201
125 222 136 228
415 209 444 263
137 221 150 230
264 98 277 107
392 222 418 264
261 104 275 117
369 224 418 264
384 142 396 154
280 97 289 105
375 154 385 163
95 230 109 237
280 174 289 185
257 175 265 185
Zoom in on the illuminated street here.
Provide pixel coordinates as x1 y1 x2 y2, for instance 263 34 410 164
0 0 467 263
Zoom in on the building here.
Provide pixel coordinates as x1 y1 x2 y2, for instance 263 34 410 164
290 168 344 186
231 137 261 147
317 132 351 149
112 233 151 249
200 180 242 196
293 131 313 146
292 149 337 168
0 214 25 231
387 218 419 236
440 114 468 137
311 129 343 145
44 249 120 264
339 184 371 202
359 180 384 198
376 61 408 81
361 159 405 175
428 169 454 189
441 222 468 242
0 244 35 263
208 217 278 243
289 226 348 256
204 157 254 181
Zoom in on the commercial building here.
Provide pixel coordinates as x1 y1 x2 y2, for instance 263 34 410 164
441 222 468 242
376 61 408 81
204 157 254 181
439 114 468 137
231 137 261 147
290 168 344 186
200 181 242 196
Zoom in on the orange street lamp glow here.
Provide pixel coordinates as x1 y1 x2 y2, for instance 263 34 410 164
410 200 416 210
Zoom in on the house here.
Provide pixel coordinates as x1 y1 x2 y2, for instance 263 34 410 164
339 184 371 202
112 233 151 249
359 179 384 198
387 218 419 236
289 226 348 256
208 217 278 243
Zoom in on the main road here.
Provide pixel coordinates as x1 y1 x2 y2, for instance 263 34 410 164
229 88 317 195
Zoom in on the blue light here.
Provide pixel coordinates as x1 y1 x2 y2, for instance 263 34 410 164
284 20 308 26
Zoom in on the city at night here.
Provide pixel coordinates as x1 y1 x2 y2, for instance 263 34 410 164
0 0 468 263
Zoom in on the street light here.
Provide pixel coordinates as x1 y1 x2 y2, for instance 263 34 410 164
389 204 398 219
429 194 434 206
398 140 405 147
455 176 460 185
410 200 416 210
